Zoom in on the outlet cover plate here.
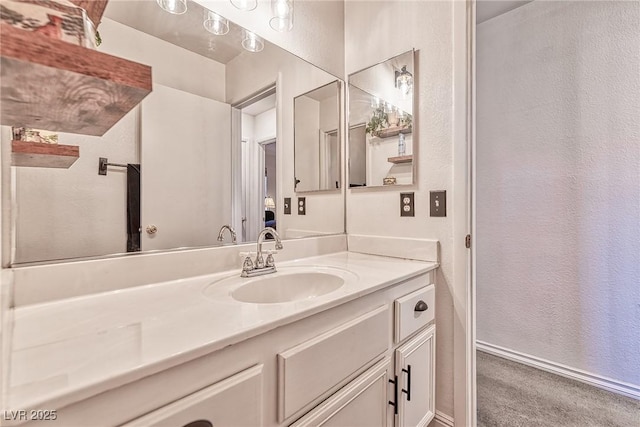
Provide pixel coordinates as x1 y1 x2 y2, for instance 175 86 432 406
400 192 415 217
284 197 291 215
430 191 446 217
297 197 306 215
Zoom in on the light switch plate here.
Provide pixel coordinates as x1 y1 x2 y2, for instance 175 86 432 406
430 191 446 217
284 197 291 215
297 197 306 215
400 192 414 217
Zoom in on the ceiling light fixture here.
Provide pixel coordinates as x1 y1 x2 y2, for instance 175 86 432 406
395 66 413 96
242 29 264 52
269 0 293 32
231 0 258 11
156 0 187 15
203 10 229 35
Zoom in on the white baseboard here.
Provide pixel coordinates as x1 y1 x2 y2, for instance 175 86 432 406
477 341 640 400
434 410 455 427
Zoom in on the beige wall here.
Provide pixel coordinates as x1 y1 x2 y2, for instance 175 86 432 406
345 0 456 418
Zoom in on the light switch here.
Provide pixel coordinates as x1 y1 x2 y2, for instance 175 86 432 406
284 197 291 215
400 192 414 217
298 197 306 215
430 191 446 217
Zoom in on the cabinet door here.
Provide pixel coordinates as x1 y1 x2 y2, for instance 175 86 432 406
121 365 262 427
290 358 393 427
395 325 435 427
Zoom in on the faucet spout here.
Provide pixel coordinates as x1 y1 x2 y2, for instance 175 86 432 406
239 227 283 277
217 225 237 244
257 227 283 254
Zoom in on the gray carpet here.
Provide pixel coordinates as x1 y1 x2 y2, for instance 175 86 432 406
477 350 640 427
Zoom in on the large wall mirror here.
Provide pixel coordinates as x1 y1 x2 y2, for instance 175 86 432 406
3 0 344 265
294 81 341 192
348 50 415 188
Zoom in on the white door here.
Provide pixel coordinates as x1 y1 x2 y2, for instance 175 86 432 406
140 84 231 251
395 326 436 427
290 358 393 427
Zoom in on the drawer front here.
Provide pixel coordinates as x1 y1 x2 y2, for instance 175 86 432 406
121 365 263 427
394 284 435 343
278 305 390 421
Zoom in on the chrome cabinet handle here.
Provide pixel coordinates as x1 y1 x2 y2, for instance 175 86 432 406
415 300 428 312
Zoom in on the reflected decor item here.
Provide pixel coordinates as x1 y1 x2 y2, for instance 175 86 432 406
231 0 258 11
383 176 397 186
203 10 229 35
395 66 413 96
242 29 264 52
265 196 276 210
156 0 187 15
270 0 293 32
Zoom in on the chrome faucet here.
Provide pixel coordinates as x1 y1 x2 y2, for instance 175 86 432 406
217 225 237 244
241 227 283 277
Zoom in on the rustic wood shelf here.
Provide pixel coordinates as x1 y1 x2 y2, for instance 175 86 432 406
373 126 412 139
12 141 80 169
0 23 152 137
387 155 413 164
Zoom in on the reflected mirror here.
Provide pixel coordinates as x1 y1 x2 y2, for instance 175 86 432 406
3 0 344 265
348 50 415 188
294 81 341 192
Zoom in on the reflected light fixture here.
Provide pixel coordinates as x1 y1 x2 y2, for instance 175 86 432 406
203 10 229 35
395 66 413 95
265 196 276 210
231 0 257 11
270 0 293 32
156 0 187 15
242 29 264 52
371 97 381 109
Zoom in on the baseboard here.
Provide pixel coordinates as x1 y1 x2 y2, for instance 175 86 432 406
434 410 455 427
477 341 640 400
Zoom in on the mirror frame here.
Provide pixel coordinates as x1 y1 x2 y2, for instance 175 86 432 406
347 49 417 190
293 79 343 194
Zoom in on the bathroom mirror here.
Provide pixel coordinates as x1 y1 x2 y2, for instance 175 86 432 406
348 50 415 188
3 0 344 265
294 81 341 192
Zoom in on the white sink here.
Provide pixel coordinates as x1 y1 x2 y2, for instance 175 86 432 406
203 266 356 304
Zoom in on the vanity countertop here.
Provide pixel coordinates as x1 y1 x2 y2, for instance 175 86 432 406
7 251 437 412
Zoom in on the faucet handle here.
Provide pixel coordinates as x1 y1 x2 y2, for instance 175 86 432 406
265 252 275 268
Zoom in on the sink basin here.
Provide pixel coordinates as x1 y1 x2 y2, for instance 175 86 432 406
203 266 356 304
232 272 344 304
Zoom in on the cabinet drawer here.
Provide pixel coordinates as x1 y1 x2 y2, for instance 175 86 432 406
278 305 390 421
394 285 434 343
121 365 263 427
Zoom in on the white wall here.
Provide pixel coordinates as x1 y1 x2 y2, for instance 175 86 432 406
294 96 320 192
477 1 640 389
8 18 228 263
345 0 456 418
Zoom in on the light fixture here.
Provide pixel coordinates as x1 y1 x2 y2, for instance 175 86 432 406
265 196 276 210
203 10 229 35
371 97 381 109
269 0 293 32
242 30 264 52
156 0 187 15
395 65 413 95
231 0 257 11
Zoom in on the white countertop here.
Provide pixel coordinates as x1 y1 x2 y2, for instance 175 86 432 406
8 251 437 411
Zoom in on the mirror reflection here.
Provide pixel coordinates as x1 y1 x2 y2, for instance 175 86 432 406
5 0 344 265
348 50 415 188
294 81 341 192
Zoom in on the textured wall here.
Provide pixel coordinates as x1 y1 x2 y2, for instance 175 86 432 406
345 0 455 417
477 1 640 387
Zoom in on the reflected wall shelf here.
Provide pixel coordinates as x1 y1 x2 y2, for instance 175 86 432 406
0 23 152 137
12 141 79 169
371 126 412 140
387 155 413 164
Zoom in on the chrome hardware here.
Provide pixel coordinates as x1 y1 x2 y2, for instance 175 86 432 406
402 365 412 401
217 225 237 244
240 228 283 277
414 300 428 312
146 225 158 235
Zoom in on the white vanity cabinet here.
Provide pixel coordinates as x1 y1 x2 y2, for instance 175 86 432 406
121 365 263 427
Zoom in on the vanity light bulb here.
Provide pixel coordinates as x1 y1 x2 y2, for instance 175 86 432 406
242 30 264 52
204 11 229 36
231 0 258 11
156 0 187 15
270 0 293 32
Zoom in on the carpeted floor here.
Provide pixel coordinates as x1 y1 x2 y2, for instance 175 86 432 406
477 350 640 427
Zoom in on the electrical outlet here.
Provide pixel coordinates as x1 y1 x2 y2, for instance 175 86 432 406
284 197 291 215
430 191 446 217
400 192 414 217
297 197 306 215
